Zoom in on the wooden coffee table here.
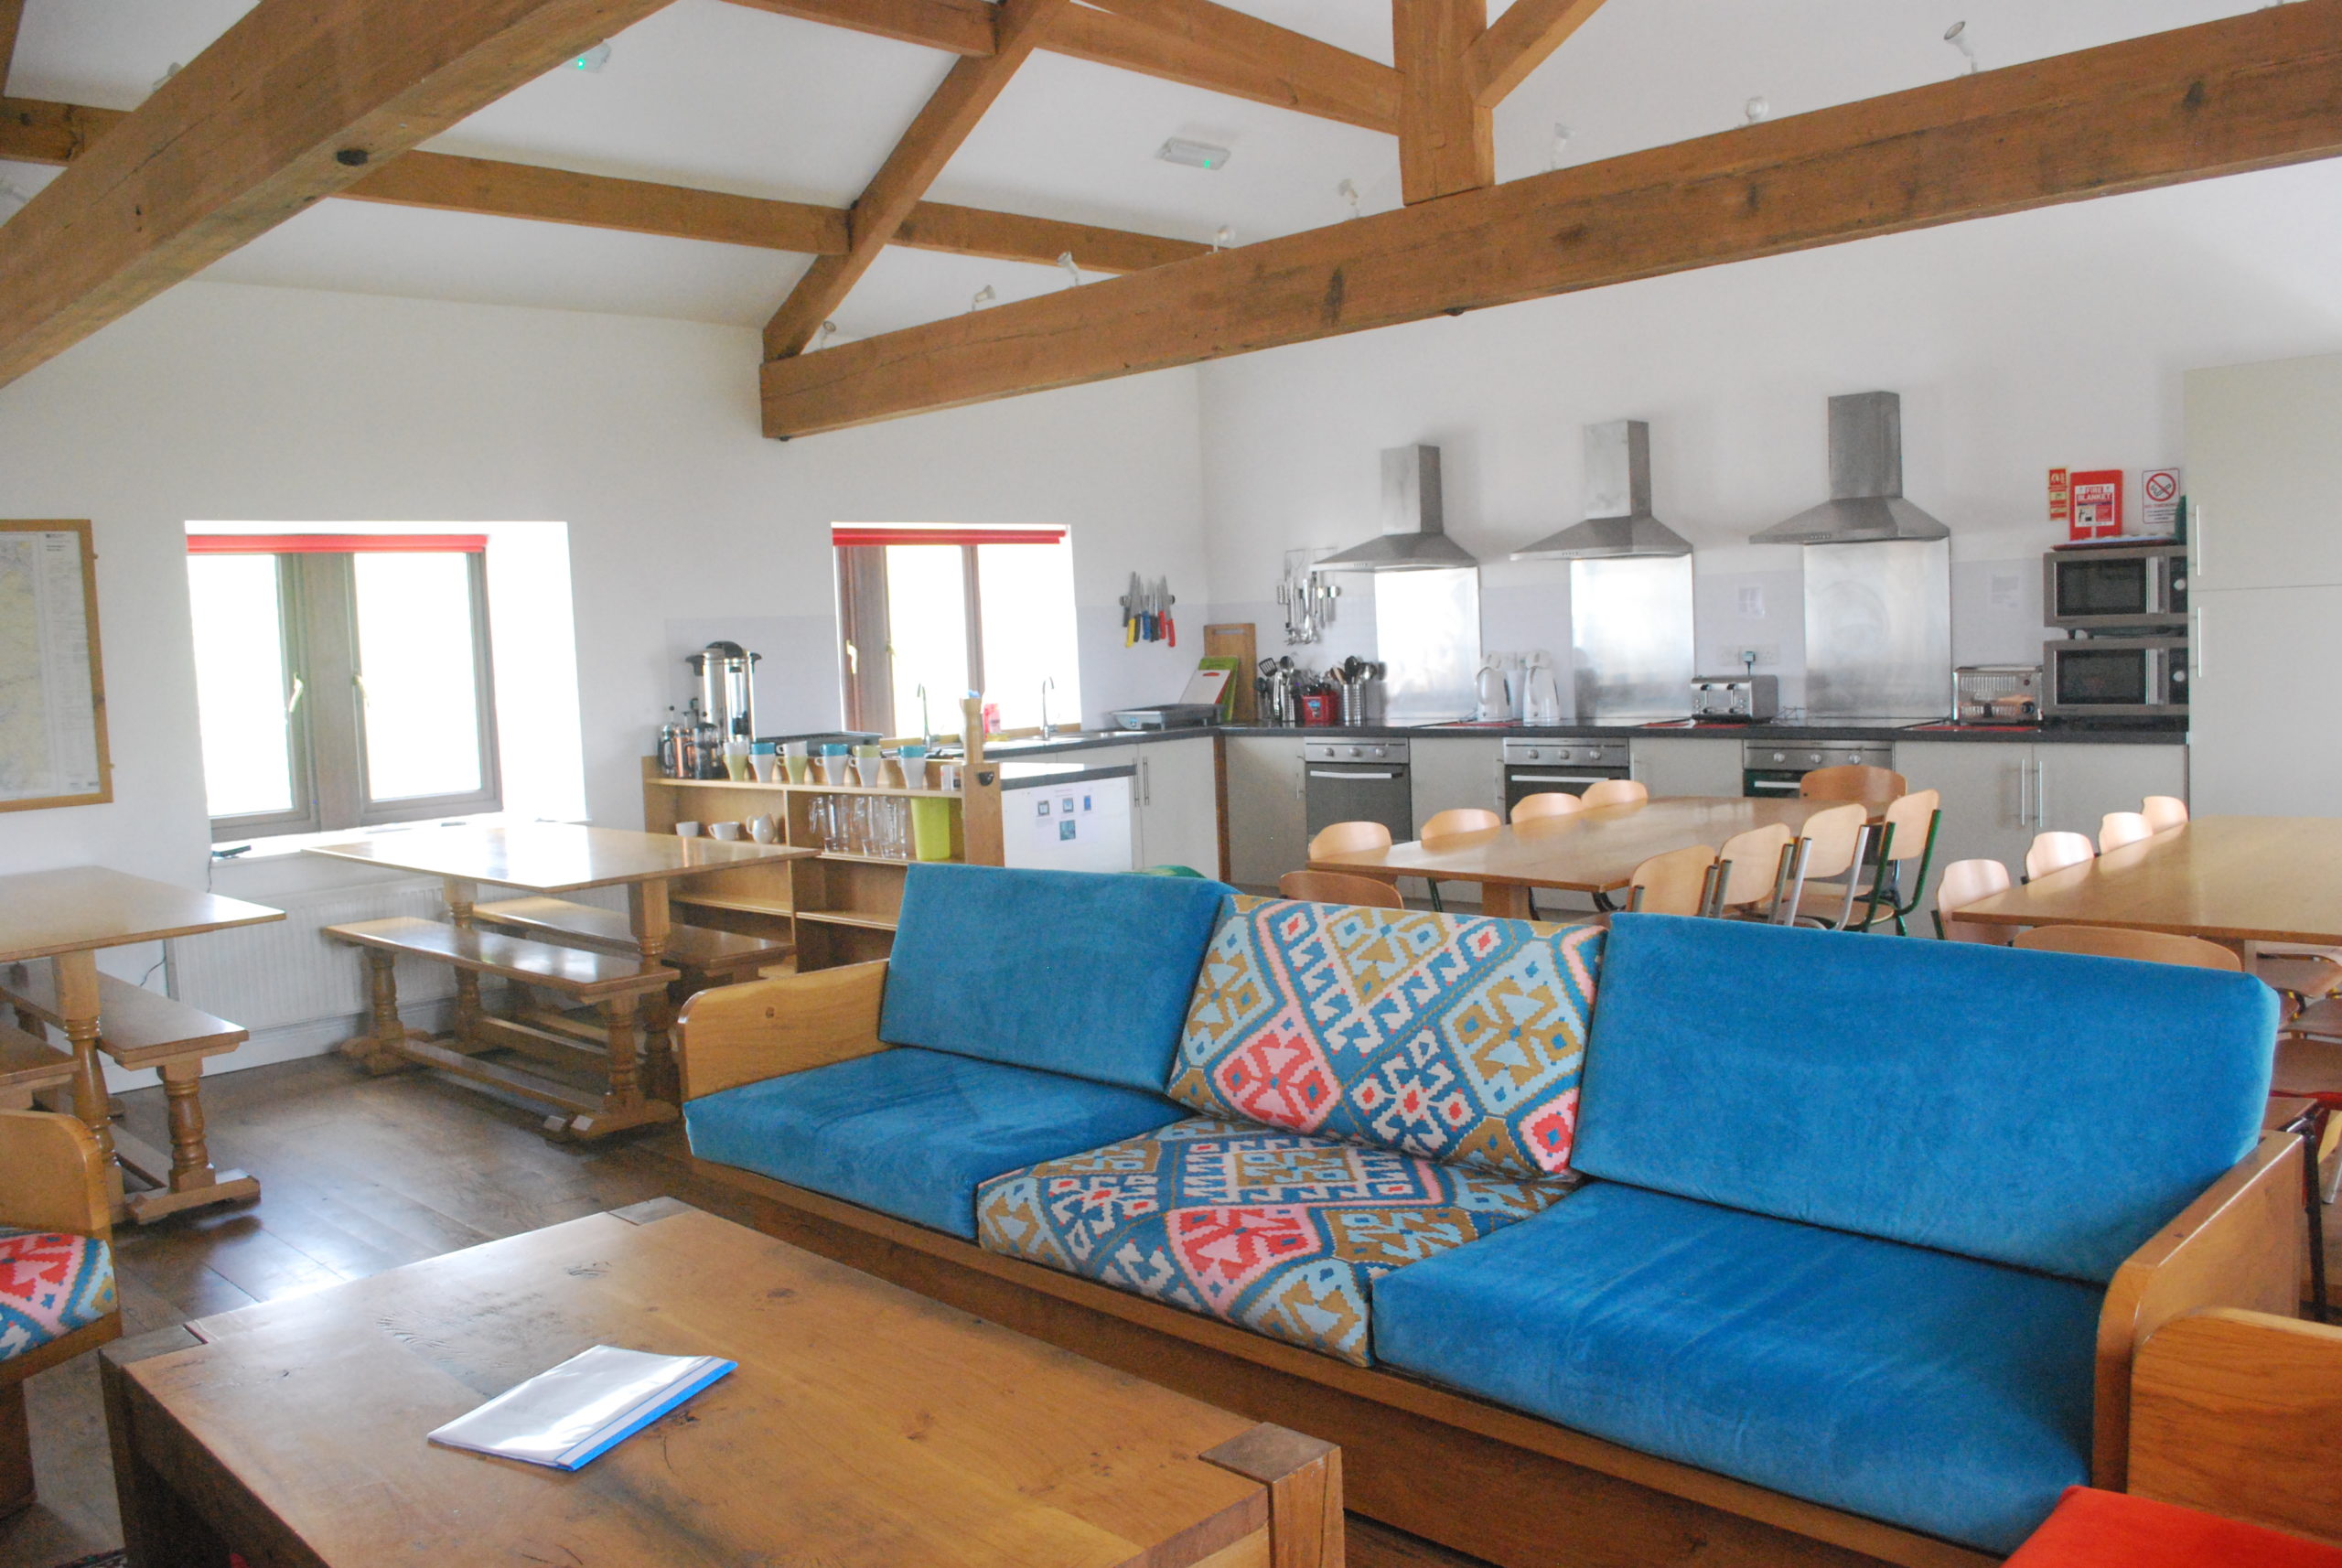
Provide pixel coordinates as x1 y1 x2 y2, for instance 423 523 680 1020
101 1201 1343 1568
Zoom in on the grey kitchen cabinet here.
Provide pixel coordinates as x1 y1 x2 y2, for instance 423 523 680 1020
1225 735 1305 889
1410 737 1503 836
1629 737 1743 799
2186 353 2342 593
2192 586 2342 814
1133 736 1222 876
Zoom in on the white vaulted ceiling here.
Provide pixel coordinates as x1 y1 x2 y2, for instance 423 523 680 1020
0 0 2272 338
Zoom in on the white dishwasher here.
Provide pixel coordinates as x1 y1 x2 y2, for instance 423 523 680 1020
1000 761 1138 873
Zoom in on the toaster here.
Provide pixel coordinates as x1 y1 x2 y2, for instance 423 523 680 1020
1689 675 1779 723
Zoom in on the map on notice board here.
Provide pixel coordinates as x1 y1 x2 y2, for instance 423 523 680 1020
0 521 112 811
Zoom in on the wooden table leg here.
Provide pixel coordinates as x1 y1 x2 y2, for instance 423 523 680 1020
545 992 674 1141
337 948 423 1075
1203 1424 1344 1568
102 1328 233 1568
52 950 124 1214
1478 883 1534 920
628 881 682 1105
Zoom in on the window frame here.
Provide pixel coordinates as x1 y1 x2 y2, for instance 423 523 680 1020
834 526 1071 736
197 543 503 841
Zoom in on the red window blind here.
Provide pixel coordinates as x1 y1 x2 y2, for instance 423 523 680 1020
830 526 1065 548
187 533 488 554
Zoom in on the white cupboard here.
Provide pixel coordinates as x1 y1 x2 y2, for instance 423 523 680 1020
1895 741 2186 914
1410 737 1504 836
1133 736 1222 876
1629 737 1743 799
1225 735 1305 888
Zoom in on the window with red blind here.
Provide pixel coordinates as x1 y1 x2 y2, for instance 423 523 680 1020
831 525 1080 736
187 533 500 839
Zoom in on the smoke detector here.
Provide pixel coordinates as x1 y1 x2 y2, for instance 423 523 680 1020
1156 137 1230 170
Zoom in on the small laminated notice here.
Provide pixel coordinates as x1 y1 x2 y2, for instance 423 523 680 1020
427 1346 736 1470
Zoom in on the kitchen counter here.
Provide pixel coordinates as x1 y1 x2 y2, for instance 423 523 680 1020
996 759 1137 790
990 718 2186 755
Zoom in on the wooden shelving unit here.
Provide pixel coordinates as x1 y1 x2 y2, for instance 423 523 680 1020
640 703 1005 971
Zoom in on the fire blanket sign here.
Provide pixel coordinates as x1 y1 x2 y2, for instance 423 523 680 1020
2069 469 2124 540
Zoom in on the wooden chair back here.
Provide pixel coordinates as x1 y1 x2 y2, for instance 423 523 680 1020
1710 823 1794 915
1935 858 2014 944
2142 795 2191 832
1626 845 1717 916
1878 790 1942 865
1799 764 1907 802
1796 802 1871 880
1422 808 1502 841
2099 811 2155 853
1308 820 1393 860
2013 924 2244 972
1511 791 1585 824
1580 779 1649 809
1278 870 1406 910
2025 831 2097 880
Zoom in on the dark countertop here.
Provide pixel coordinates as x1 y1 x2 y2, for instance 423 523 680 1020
995 759 1138 790
983 718 2186 756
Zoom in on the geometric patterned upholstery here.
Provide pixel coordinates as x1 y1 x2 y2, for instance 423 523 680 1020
0 1226 115 1363
1168 897 1604 1180
976 1115 1576 1365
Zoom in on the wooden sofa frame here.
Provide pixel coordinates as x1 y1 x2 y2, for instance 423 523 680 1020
676 962 2307 1568
2 1109 122 1516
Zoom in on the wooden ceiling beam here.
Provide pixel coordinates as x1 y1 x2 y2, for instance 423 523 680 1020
0 93 1199 272
1465 0 1606 109
1393 0 1490 203
0 0 26 96
759 2 2342 438
763 0 1072 359
1051 0 1402 135
0 0 680 391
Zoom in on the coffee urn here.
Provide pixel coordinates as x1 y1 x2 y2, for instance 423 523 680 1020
686 641 761 747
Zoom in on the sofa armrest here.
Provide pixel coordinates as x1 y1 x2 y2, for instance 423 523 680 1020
675 961 891 1101
2126 1307 2342 1547
2093 1132 2304 1488
0 1109 110 1240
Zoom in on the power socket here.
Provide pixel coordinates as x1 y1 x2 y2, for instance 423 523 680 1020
1724 645 1778 669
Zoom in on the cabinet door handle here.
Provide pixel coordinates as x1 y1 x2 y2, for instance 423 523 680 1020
2032 757 2049 830
2016 757 2033 827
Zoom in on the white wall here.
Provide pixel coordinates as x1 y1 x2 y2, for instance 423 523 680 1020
1198 159 2342 715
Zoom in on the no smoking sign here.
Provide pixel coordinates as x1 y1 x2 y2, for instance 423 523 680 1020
2143 467 2183 533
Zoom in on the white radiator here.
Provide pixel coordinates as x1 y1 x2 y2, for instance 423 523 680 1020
168 877 457 1032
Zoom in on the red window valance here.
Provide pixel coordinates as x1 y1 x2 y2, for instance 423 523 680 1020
187 533 488 554
831 525 1065 548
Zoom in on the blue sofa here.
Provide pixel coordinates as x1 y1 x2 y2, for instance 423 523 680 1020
678 864 2301 1567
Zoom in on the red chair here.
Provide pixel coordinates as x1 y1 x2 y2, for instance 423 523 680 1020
2006 1487 2342 1568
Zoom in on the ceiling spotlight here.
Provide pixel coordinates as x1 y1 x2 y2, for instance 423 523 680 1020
1943 20 1979 74
1548 123 1574 172
1057 252 1082 287
1212 225 1233 252
572 41 612 72
152 62 183 91
969 285 996 313
1156 137 1231 170
816 320 839 349
1337 179 1361 220
1744 96 1771 125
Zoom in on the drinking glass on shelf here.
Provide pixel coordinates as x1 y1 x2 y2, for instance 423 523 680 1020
848 796 873 855
882 799 908 859
819 795 846 854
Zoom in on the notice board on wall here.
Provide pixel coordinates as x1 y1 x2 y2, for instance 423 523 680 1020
0 521 112 811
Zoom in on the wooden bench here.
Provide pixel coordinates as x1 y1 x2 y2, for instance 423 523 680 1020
325 917 680 1141
0 962 260 1223
0 1021 76 1112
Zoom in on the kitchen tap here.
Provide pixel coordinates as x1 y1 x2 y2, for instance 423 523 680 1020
916 683 933 747
1039 675 1058 736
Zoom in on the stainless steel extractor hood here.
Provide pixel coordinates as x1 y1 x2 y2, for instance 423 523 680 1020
1750 392 1951 545
1311 446 1478 573
1512 421 1692 560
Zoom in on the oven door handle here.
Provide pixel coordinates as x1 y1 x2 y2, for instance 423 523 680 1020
1511 774 1618 786
1746 779 1804 795
1309 768 1401 780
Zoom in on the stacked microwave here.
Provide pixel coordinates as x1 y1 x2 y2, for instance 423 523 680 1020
2042 543 2187 718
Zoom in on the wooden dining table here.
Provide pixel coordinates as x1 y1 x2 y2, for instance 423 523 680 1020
0 866 283 1214
1309 795 1880 918
1957 817 2342 946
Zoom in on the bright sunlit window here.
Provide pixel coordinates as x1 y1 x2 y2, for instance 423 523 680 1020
833 525 1081 736
188 534 500 837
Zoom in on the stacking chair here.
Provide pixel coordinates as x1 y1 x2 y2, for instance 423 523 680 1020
2142 794 2190 832
1799 763 1907 803
1831 789 1941 935
2025 832 2097 881
1580 779 1649 808
2099 811 2154 853
1278 870 1406 910
1420 808 1503 914
1305 820 1406 903
2013 925 2243 970
1784 803 1874 929
1511 791 1585 824
1933 858 2014 943
2 1110 119 1516
1705 822 1799 923
1626 844 1717 915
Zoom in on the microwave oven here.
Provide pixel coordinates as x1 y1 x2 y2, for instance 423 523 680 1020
2043 543 2187 631
2041 638 2188 718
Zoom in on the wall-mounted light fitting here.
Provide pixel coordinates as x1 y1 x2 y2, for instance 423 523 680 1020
1943 21 1979 73
816 320 839 349
968 285 996 313
1157 137 1230 170
1337 179 1360 220
1212 225 1233 252
1057 252 1082 287
1549 123 1573 171
1744 96 1770 125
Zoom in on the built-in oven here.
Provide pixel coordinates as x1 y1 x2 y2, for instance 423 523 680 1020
1503 740 1630 813
1305 739 1413 845
2044 543 2187 632
1743 739 1896 799
2042 638 2188 718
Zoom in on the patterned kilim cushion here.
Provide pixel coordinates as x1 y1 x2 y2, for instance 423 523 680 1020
977 1116 1574 1365
0 1225 115 1362
1167 896 1604 1180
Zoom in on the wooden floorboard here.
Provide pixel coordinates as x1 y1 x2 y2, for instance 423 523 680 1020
0 1054 1487 1567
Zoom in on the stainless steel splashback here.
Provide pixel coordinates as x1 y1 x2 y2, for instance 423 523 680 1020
1803 540 1951 721
1376 567 1483 722
1569 556 1694 723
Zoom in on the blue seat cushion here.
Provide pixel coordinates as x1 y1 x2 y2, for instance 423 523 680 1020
1574 914 2275 1282
882 864 1235 1093
682 1047 1185 1239
1372 1183 2102 1554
